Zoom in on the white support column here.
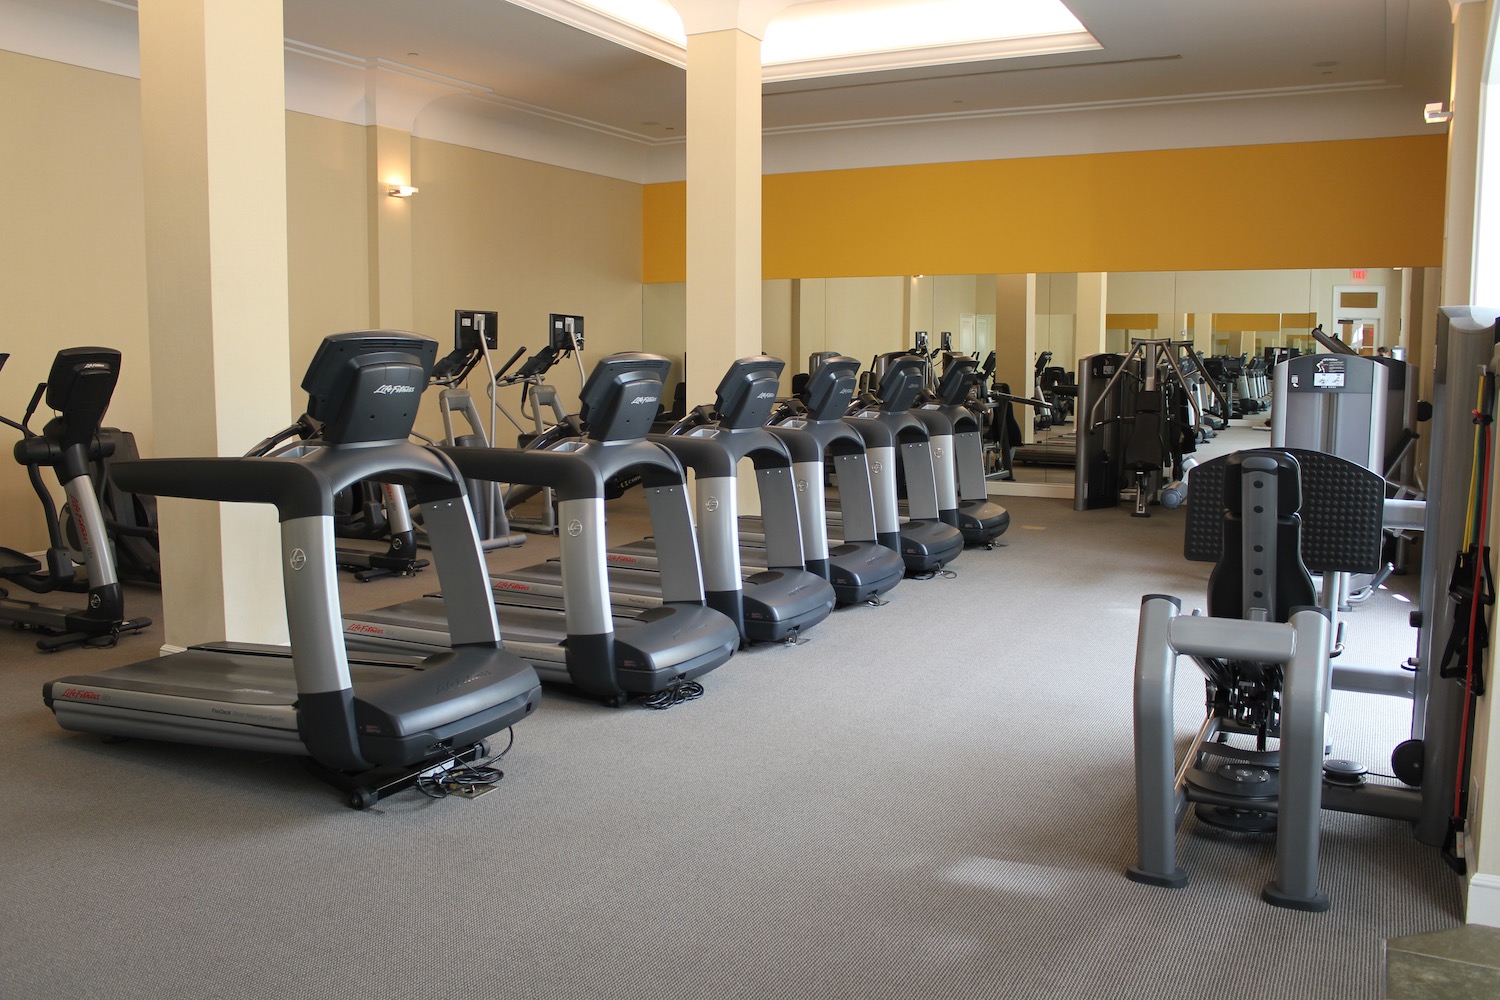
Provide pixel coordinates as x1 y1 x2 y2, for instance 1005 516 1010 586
683 26 764 403
1446 0 1500 929
1444 0 1489 304
139 0 293 648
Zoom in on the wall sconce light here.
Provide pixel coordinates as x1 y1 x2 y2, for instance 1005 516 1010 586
387 184 419 198
1424 102 1453 124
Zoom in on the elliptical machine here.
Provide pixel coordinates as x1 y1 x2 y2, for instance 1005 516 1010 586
0 349 151 651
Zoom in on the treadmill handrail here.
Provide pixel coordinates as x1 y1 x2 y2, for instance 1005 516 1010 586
442 440 688 501
111 457 334 521
109 443 470 521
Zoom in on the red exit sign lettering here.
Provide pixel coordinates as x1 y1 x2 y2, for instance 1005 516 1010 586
1351 269 1367 280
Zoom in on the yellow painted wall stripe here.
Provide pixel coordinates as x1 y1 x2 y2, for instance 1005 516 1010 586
1214 312 1283 333
1107 313 1159 330
642 136 1446 283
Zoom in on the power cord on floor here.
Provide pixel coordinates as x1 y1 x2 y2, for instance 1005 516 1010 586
640 680 704 710
415 727 514 799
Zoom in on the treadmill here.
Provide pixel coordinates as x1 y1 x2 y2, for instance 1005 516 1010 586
343 353 741 703
752 354 905 603
917 355 1011 547
44 332 543 808
748 354 963 575
598 354 905 607
587 356 837 642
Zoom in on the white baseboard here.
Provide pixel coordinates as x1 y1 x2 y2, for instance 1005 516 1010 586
158 643 187 656
1467 872 1500 928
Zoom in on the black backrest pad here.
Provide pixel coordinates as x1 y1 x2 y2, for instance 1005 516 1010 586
579 353 671 443
1185 447 1385 573
715 355 785 429
1205 452 1317 622
45 347 121 449
301 331 437 445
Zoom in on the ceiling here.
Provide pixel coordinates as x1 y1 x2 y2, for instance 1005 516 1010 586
269 0 1455 143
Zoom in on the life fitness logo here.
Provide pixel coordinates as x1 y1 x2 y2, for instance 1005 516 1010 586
69 495 90 548
61 688 101 701
374 384 417 395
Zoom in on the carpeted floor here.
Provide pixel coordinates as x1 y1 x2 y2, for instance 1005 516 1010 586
0 423 1462 999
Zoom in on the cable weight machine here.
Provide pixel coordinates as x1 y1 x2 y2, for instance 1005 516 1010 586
1075 338 1230 516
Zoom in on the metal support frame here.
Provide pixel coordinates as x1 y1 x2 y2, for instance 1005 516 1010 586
1130 596 1334 910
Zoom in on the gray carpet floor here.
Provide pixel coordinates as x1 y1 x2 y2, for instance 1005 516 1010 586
0 422 1463 999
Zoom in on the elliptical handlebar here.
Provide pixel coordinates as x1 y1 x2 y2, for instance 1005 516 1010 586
492 345 527 382
665 404 717 435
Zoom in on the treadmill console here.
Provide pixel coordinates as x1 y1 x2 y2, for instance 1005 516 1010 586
579 352 671 443
714 355 785 430
876 355 928 413
933 355 978 406
802 355 860 420
43 347 121 449
301 331 437 445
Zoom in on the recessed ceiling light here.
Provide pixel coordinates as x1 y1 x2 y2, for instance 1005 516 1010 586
556 0 1098 78
762 0 1088 66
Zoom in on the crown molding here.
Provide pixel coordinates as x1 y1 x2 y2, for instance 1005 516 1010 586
763 80 1403 136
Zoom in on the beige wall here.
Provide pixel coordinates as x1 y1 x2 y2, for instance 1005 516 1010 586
644 280 797 398
410 138 643 445
1107 268 1405 354
286 111 371 377
0 52 151 551
762 279 793 393
0 54 648 551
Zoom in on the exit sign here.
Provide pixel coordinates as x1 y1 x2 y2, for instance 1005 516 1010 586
1351 269 1367 280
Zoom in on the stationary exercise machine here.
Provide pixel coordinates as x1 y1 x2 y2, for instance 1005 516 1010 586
45 332 543 808
0 349 152 651
609 356 838 642
914 355 1010 547
760 354 906 604
1076 339 1227 516
494 313 587 535
844 353 965 574
69 426 162 585
424 309 528 552
1129 306 1497 905
343 353 741 702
